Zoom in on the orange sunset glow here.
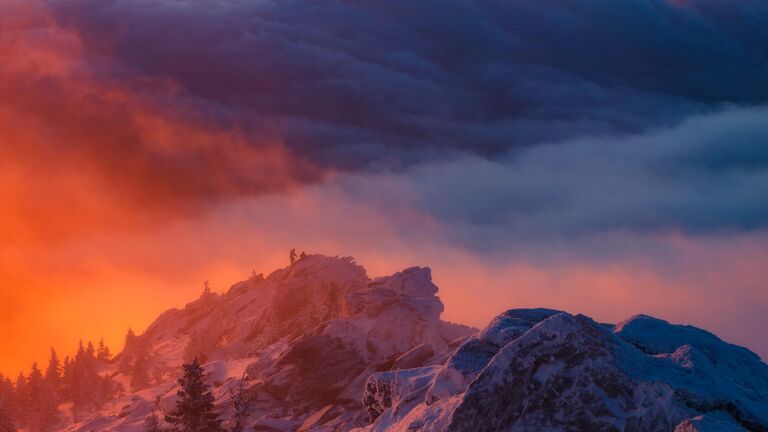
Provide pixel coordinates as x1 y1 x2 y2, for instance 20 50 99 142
2 0 768 430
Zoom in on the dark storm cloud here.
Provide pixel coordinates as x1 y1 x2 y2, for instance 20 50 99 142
47 0 768 169
21 0 767 240
331 106 768 248
0 0 321 242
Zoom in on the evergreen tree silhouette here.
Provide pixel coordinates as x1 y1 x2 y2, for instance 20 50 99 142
60 357 72 402
0 397 15 432
130 348 152 391
55 341 122 422
120 328 138 372
68 343 89 422
0 375 14 421
96 338 112 362
165 358 223 432
69 340 101 421
144 409 163 432
12 374 24 423
85 341 96 361
129 336 152 391
44 349 62 397
119 328 152 391
25 363 59 432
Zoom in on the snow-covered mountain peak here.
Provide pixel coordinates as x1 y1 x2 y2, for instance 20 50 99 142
70 255 473 431
63 256 768 432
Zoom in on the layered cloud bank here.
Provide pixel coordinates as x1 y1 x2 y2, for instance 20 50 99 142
47 0 768 165
1 0 767 374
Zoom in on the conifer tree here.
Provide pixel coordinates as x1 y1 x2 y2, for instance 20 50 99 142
0 375 13 412
144 409 163 432
58 340 123 421
119 328 138 373
97 375 124 409
85 341 96 362
116 327 153 391
0 375 15 432
69 342 98 422
75 340 85 360
96 338 112 362
12 374 25 423
165 358 223 432
44 349 62 397
0 398 15 432
60 357 73 402
129 337 152 391
25 363 59 432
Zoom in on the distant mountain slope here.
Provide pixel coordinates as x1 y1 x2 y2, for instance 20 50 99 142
67 255 768 432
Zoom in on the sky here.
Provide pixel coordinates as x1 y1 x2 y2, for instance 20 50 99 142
1 0 767 376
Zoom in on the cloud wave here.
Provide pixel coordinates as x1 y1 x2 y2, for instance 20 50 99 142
48 0 768 168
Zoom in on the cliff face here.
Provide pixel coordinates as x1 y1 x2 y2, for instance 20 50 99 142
68 255 768 432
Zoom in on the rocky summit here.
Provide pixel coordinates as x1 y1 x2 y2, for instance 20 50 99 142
67 255 768 432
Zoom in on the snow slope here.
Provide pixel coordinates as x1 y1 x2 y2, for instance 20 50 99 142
362 310 768 432
66 255 768 431
65 255 472 431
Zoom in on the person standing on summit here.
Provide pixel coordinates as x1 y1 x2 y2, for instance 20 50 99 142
290 248 297 264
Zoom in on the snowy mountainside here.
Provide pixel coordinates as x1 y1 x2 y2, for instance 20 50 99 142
67 255 473 431
362 311 768 432
67 255 768 431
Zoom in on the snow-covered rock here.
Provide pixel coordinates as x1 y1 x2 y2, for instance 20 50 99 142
364 310 768 432
425 308 561 403
67 255 473 431
66 255 768 432
364 366 439 423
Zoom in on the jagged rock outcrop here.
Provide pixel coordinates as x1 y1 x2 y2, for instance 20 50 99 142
362 310 768 432
64 255 768 432
364 366 439 424
67 255 473 431
245 261 473 427
425 308 561 404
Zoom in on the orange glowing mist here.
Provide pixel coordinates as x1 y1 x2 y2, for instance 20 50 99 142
0 0 317 243
0 0 318 375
